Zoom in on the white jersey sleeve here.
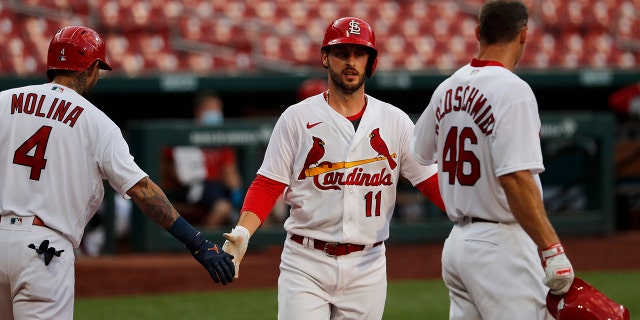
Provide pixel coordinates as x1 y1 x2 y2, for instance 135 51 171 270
411 86 442 167
257 108 299 185
491 88 545 177
98 126 149 198
398 110 438 185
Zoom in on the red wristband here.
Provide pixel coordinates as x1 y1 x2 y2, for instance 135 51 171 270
541 243 565 259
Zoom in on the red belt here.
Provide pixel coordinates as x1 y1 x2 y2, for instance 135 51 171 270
290 234 383 257
1 216 48 227
33 216 47 227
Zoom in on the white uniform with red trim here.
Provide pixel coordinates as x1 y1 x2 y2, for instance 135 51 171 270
259 92 437 319
0 83 147 319
411 60 553 319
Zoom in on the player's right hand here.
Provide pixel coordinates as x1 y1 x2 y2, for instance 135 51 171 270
541 243 574 295
190 233 235 285
222 225 250 278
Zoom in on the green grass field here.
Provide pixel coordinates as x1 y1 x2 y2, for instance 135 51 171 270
75 271 639 319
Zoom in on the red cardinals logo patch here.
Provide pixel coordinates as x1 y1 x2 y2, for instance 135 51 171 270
369 128 397 169
299 136 325 180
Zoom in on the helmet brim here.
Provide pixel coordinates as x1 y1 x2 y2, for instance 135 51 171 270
98 60 112 71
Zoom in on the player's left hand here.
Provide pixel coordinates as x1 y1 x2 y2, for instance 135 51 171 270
542 243 574 295
222 225 250 278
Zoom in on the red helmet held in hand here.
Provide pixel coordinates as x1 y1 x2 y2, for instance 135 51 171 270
321 17 378 78
546 277 630 320
47 25 112 81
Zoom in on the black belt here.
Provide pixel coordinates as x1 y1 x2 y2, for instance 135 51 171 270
290 234 383 257
460 216 500 224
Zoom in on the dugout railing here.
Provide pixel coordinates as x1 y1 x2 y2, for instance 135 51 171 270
110 111 615 253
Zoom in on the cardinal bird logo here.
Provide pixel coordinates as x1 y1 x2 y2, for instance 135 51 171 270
299 136 325 180
369 128 397 170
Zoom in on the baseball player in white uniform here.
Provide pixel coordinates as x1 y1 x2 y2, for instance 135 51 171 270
221 17 445 320
0 26 234 319
410 1 574 319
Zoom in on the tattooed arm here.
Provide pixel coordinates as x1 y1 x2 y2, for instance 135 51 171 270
126 176 236 285
127 176 179 229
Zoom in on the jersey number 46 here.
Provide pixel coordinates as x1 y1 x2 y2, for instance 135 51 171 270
442 126 480 186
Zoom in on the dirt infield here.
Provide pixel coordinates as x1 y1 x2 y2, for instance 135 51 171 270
75 231 640 298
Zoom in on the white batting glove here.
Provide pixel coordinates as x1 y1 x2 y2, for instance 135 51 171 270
222 225 250 279
542 243 575 295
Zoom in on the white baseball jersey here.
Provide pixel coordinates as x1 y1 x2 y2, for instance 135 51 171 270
258 93 437 245
412 60 553 320
0 83 147 247
411 62 545 223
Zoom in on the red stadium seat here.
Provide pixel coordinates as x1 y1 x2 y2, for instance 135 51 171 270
287 36 315 66
287 2 311 30
2 0 640 75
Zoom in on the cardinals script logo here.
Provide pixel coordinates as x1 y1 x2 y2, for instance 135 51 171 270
298 128 397 190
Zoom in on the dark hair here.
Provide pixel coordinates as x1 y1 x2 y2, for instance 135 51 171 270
46 60 98 83
478 0 529 45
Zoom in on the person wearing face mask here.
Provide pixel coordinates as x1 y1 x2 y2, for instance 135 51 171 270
160 90 243 228
195 90 226 125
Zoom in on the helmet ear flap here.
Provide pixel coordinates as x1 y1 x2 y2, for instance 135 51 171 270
366 51 378 78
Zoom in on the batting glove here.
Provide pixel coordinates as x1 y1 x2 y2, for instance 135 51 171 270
542 243 574 295
188 232 235 285
222 225 250 278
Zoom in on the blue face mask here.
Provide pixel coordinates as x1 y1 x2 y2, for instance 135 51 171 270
201 110 223 125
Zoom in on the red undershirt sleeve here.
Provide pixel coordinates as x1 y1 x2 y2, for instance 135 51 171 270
241 174 287 224
415 174 446 212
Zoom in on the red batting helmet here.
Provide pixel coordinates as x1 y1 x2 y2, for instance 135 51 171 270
321 17 378 78
47 25 112 81
546 277 630 320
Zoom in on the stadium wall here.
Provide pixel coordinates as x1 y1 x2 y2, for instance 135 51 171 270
0 70 635 252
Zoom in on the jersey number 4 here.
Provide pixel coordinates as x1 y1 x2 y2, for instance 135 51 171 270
442 126 480 186
13 126 52 180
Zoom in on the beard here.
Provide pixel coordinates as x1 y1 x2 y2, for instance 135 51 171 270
328 66 365 94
